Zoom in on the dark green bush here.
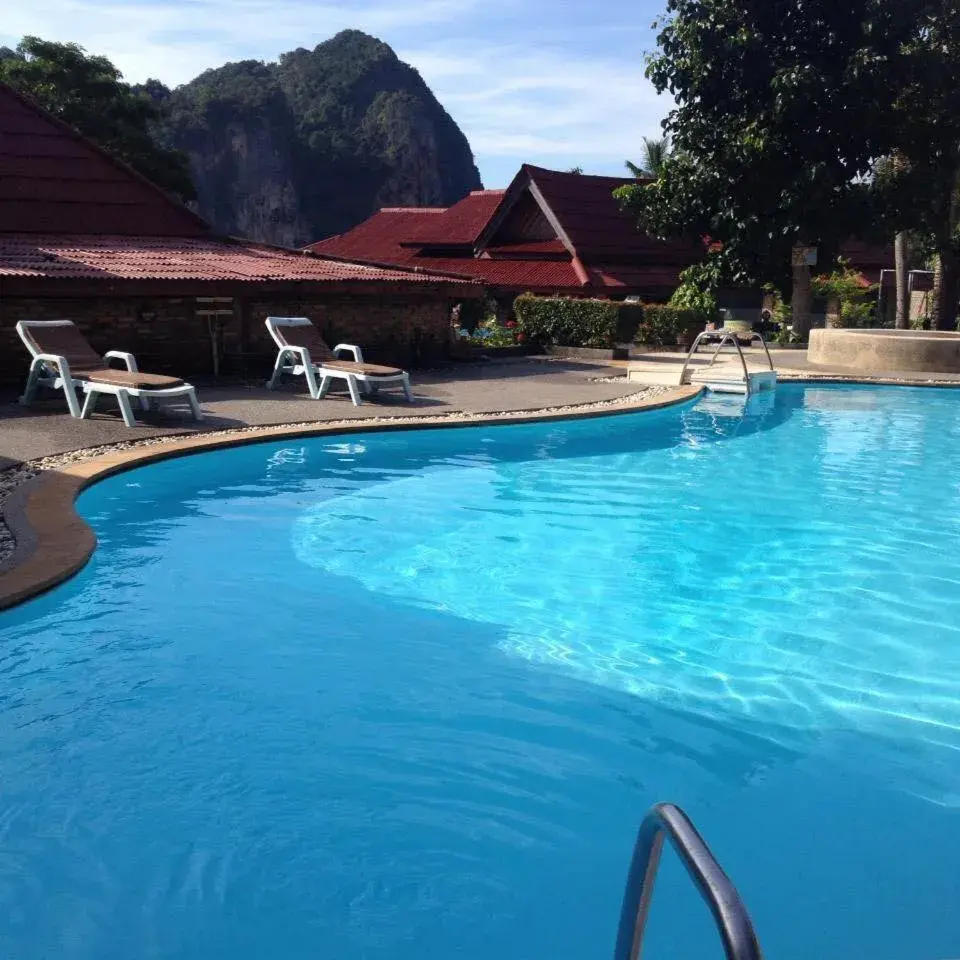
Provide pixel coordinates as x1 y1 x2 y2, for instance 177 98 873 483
640 304 712 346
513 295 643 348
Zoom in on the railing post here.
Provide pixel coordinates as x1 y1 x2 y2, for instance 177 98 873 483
613 803 763 960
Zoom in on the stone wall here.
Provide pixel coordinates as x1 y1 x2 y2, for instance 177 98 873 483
0 291 454 386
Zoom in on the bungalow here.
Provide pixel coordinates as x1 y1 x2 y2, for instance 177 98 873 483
311 165 894 323
310 166 705 309
0 82 479 386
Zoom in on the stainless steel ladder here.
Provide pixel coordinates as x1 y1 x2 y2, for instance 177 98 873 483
614 803 763 960
678 331 776 394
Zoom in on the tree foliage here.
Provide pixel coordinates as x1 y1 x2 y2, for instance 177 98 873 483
0 36 195 199
618 0 960 327
617 1 914 285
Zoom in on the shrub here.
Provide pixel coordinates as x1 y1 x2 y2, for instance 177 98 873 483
640 304 711 346
513 295 643 348
471 318 519 347
839 300 875 328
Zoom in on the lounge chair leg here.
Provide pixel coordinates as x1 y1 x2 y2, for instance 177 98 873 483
303 362 322 399
187 388 203 421
267 352 286 390
19 360 43 407
115 389 138 427
402 373 412 402
80 388 98 420
139 395 151 411
346 375 362 406
317 376 332 400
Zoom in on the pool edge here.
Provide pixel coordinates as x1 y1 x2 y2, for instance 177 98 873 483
0 386 701 612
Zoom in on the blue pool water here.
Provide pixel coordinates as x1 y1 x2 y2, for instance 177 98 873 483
2 383 960 960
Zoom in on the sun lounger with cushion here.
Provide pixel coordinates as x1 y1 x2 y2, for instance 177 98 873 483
264 316 412 406
16 319 202 427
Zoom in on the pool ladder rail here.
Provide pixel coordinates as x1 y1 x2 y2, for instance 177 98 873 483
679 330 777 396
614 803 763 960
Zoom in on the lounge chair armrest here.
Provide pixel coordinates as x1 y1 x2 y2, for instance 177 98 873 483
278 344 312 365
333 343 363 362
33 352 74 376
103 350 139 372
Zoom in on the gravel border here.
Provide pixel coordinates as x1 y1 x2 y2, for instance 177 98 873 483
0 385 669 564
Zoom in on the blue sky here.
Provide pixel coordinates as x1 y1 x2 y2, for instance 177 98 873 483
0 0 670 187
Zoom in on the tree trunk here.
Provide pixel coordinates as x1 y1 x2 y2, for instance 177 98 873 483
791 263 813 339
894 232 909 329
930 249 960 331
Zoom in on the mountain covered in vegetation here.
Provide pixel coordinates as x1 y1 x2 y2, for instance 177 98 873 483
145 31 482 247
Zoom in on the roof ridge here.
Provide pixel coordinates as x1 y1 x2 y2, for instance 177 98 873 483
379 206 448 213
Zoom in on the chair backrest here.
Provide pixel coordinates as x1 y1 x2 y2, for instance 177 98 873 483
16 320 103 373
264 316 334 361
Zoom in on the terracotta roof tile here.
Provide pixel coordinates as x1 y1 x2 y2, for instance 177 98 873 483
0 82 209 238
587 264 684 289
310 210 438 264
484 239 568 257
415 257 581 288
0 234 475 285
524 165 702 262
403 190 505 246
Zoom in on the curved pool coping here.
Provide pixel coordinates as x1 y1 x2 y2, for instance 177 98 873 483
0 386 702 612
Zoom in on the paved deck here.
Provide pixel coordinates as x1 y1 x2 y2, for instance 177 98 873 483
0 358 640 467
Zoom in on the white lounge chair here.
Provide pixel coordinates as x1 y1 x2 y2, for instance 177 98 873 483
16 319 202 427
264 316 412 406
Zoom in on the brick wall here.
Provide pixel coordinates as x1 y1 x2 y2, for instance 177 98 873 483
0 291 454 385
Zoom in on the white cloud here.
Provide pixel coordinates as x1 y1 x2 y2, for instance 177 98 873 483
407 44 666 166
0 0 669 182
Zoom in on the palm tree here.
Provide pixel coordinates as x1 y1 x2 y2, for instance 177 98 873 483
892 152 910 329
873 153 911 329
894 231 909 328
626 137 671 178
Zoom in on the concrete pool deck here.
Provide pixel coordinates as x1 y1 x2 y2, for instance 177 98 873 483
0 357 645 467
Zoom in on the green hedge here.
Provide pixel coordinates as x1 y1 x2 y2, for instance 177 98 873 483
639 305 714 347
513 294 644 348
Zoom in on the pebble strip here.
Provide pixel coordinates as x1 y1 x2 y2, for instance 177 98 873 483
0 385 670 564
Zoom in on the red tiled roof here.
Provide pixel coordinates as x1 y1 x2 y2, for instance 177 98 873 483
0 234 476 285
523 165 702 262
310 209 437 264
587 264 684 289
411 256 581 288
0 82 209 238
484 239 568 257
839 239 893 271
402 190 505 246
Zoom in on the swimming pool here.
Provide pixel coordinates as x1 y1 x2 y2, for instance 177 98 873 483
2 383 959 959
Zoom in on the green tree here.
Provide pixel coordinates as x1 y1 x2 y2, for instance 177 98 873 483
616 0 917 335
0 36 195 199
882 4 960 330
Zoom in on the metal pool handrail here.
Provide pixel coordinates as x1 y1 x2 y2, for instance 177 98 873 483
613 802 763 960
678 330 775 388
